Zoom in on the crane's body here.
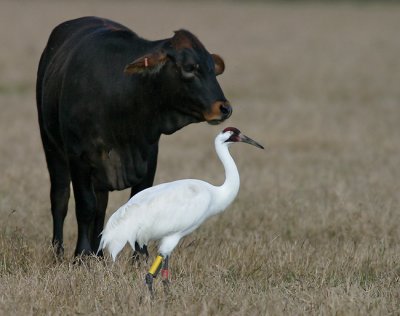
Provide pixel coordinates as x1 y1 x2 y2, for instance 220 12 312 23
98 127 263 296
101 179 221 260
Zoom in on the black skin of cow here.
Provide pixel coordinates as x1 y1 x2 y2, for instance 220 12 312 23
36 16 232 258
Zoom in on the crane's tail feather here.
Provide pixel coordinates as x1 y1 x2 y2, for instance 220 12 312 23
98 230 130 261
98 205 138 261
96 239 103 256
103 238 127 261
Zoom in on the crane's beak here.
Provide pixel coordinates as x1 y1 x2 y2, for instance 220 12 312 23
239 133 264 149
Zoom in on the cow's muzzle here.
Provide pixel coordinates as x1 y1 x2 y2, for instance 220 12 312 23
204 100 232 125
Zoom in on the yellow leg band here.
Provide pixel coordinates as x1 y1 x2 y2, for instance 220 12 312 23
148 255 163 275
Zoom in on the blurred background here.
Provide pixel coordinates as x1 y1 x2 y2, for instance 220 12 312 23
0 0 399 314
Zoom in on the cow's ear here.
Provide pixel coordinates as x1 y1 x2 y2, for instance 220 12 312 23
124 50 167 74
212 54 225 76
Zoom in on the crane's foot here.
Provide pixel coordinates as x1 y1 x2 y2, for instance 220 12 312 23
145 273 154 298
162 277 170 294
145 254 164 298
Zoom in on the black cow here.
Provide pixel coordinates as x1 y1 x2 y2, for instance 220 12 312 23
36 16 231 257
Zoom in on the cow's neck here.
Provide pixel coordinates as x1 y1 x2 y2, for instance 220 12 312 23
133 76 200 138
158 109 199 136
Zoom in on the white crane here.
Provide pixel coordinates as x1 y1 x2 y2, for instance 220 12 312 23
98 127 264 295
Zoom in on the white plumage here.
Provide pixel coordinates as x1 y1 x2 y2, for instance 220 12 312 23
98 127 263 293
99 179 216 260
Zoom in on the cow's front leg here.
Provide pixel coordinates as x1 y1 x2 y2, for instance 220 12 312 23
130 145 158 262
70 157 97 256
91 190 109 255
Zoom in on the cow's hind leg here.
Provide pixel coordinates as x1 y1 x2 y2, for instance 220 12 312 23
91 190 109 256
50 169 71 258
44 149 71 258
69 157 97 257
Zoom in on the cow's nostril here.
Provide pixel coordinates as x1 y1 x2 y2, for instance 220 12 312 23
220 104 232 118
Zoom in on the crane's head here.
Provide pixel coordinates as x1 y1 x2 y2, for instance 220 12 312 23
220 127 264 149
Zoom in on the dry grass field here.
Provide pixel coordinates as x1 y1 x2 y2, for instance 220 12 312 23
1 0 400 314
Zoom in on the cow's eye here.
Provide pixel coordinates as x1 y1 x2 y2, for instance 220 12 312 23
183 64 199 73
181 64 199 80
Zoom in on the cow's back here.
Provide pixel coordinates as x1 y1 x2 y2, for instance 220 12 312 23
37 17 133 147
37 16 136 110
38 16 133 76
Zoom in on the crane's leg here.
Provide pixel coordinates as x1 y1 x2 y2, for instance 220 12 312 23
161 256 170 293
145 236 179 297
145 254 164 297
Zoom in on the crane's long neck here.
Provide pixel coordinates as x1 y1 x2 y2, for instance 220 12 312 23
213 140 240 214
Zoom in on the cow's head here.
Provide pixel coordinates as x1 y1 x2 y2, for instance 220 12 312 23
124 30 232 129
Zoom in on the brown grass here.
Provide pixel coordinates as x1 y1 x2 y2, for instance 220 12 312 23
1 1 400 315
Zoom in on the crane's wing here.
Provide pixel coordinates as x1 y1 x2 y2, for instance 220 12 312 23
127 179 214 241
